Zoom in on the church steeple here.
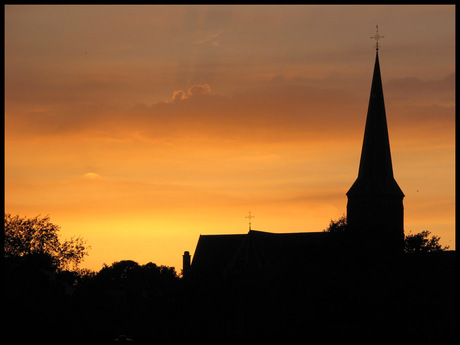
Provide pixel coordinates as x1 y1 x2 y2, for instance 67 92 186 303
348 51 403 198
346 47 404 254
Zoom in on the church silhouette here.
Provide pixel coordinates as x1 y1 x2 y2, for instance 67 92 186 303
184 46 404 279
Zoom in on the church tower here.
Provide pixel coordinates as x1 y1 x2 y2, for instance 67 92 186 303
346 42 404 254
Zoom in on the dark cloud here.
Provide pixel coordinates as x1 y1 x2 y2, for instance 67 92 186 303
6 73 454 149
386 73 454 103
128 81 365 143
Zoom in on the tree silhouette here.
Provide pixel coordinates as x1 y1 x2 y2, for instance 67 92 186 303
95 260 179 294
404 230 449 254
324 215 449 254
323 215 348 233
4 213 89 271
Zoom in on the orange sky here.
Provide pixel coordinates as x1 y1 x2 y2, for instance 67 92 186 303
5 5 455 272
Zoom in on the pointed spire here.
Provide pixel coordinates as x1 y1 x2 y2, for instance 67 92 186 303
346 45 404 255
347 51 404 197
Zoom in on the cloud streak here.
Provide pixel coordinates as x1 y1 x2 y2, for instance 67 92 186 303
6 71 454 149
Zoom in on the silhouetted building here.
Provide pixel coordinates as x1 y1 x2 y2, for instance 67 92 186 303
347 50 404 255
191 230 336 278
186 49 404 278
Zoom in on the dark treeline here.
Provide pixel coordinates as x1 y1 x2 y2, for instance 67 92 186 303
3 214 456 342
4 251 456 342
4 258 181 342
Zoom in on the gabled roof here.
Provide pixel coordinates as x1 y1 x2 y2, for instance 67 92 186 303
191 230 333 277
191 233 246 277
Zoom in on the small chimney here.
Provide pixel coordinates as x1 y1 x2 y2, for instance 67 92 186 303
182 251 191 277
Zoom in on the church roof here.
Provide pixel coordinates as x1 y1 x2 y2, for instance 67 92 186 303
191 233 246 277
191 230 333 277
347 51 404 198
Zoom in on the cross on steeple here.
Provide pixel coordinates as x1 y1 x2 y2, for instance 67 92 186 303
370 25 384 51
246 211 254 231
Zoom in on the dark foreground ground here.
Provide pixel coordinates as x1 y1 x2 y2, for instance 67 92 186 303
4 251 456 342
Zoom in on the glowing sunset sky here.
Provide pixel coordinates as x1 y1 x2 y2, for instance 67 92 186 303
5 5 455 272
